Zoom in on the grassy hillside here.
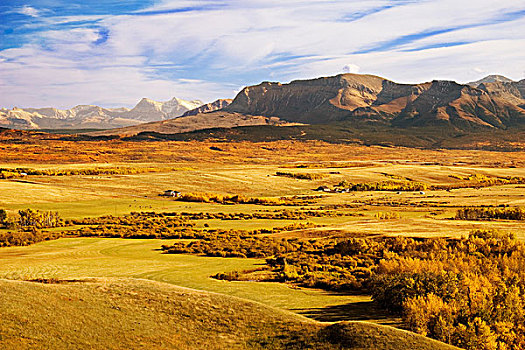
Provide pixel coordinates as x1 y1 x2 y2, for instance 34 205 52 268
0 277 459 350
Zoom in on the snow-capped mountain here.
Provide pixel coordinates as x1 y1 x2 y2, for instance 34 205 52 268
0 97 203 130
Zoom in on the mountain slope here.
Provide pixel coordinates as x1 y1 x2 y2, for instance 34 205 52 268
0 278 459 350
0 97 203 130
477 80 525 108
182 98 233 116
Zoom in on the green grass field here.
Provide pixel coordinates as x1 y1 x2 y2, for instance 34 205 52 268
0 237 386 323
2 162 524 238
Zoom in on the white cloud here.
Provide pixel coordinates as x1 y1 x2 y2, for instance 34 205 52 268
1 0 525 108
0 45 232 109
342 64 360 74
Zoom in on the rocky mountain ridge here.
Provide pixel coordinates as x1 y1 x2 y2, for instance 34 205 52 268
222 74 525 129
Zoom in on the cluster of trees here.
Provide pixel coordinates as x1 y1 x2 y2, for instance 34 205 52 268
375 211 401 220
176 192 309 206
0 210 321 247
450 173 525 185
0 209 7 227
18 209 64 228
370 229 525 349
439 173 525 190
163 228 525 349
165 236 294 258
72 212 199 239
0 209 66 247
275 171 328 180
0 208 64 230
294 162 376 169
164 234 371 290
456 206 525 221
0 166 169 179
337 180 429 191
0 230 66 247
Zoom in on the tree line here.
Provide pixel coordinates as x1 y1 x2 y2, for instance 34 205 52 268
275 172 328 180
456 206 525 221
0 166 171 179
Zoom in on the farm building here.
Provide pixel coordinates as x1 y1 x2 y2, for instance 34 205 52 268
162 190 182 197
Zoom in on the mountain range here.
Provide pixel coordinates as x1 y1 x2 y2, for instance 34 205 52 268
222 74 525 128
0 97 203 130
91 73 525 137
2 73 525 135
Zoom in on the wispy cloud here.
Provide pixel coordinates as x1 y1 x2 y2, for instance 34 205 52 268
354 6 525 54
1 0 525 108
16 5 40 17
130 4 226 16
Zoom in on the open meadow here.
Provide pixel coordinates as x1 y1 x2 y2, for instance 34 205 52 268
1 135 525 349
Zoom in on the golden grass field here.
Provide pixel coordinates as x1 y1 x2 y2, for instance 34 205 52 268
0 137 524 348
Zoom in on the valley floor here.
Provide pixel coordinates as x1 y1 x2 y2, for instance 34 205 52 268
1 138 524 349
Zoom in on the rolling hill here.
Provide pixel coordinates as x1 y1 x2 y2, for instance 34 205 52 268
89 111 299 137
0 278 459 350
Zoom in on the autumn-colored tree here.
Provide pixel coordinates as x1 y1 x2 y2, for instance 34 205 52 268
0 209 7 227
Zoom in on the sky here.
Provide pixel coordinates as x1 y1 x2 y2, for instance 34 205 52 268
1 0 525 109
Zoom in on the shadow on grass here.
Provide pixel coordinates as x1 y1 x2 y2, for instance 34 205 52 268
295 300 401 326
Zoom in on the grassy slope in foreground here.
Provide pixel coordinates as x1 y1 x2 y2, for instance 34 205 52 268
0 278 459 350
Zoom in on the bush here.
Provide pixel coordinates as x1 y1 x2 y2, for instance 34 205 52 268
275 172 328 180
456 207 525 221
337 180 428 191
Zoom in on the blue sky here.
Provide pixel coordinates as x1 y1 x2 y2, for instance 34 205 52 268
1 0 525 108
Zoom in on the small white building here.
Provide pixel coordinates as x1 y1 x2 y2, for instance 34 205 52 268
162 190 182 197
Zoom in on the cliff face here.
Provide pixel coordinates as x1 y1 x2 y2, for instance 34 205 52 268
224 74 525 129
225 74 387 123
477 80 525 108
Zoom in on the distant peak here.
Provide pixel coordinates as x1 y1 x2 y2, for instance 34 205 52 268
484 74 513 80
468 75 515 87
138 97 155 103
